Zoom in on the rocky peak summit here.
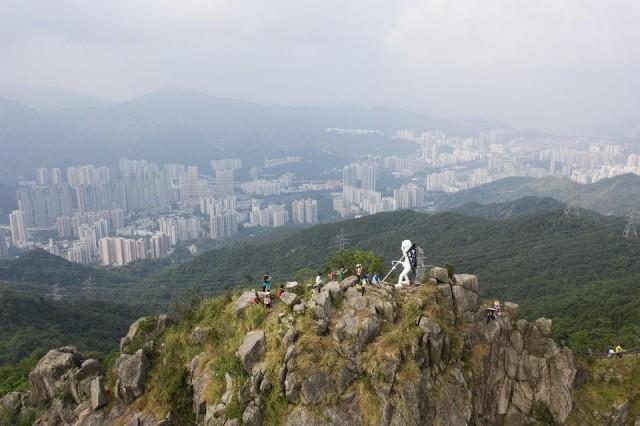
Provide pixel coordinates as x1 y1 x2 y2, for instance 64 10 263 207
1 267 577 425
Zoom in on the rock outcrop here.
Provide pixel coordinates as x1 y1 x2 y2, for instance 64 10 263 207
7 267 582 426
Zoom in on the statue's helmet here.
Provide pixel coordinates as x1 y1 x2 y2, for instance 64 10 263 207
401 239 412 251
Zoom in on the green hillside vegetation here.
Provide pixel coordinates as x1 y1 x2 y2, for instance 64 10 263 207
435 173 640 216
453 196 566 219
0 289 145 395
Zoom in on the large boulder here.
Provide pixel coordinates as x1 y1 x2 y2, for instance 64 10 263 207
285 281 303 294
90 376 107 410
301 373 332 405
0 392 22 415
29 346 83 403
453 274 479 292
236 330 266 374
451 285 480 321
189 352 212 419
120 315 171 354
235 291 257 314
535 318 553 337
281 292 301 307
429 267 449 283
316 290 332 315
339 276 359 290
114 349 150 405
333 312 381 358
324 281 342 301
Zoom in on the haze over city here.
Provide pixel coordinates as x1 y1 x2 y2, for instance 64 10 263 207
5 2 640 425
1 0 640 135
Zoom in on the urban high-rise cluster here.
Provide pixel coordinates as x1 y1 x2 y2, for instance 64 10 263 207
3 157 325 262
291 199 318 225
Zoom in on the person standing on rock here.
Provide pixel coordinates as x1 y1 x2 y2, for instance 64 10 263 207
263 272 271 292
338 267 347 281
264 289 272 309
356 264 364 282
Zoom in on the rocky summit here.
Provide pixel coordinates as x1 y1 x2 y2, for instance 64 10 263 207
1 267 581 425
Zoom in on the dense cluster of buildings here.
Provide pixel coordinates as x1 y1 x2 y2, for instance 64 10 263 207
6 127 640 262
1 157 323 263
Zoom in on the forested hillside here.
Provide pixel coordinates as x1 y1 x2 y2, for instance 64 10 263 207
130 202 639 352
434 173 640 216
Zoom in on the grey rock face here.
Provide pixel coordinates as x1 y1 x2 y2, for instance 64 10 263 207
293 303 306 315
301 373 332 405
324 281 341 301
535 317 553 337
29 346 83 403
188 326 211 345
236 330 266 374
120 315 171 354
242 403 263 426
189 352 213 419
90 376 107 410
316 290 332 315
339 276 359 290
235 291 257 314
281 292 301 306
0 392 22 415
429 267 449 283
114 349 150 405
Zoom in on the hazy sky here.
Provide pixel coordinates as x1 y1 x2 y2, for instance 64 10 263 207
1 0 639 135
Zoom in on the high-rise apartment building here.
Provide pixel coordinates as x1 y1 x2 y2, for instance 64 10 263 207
0 230 8 258
17 184 73 226
215 169 235 198
291 199 318 224
210 212 238 240
36 168 51 185
99 236 149 266
150 233 171 259
393 183 425 209
343 163 376 191
9 210 28 248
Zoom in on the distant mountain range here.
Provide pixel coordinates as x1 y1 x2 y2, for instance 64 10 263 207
434 173 640 216
0 85 111 113
0 87 500 181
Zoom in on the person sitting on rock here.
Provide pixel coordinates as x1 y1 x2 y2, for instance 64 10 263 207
276 285 285 299
264 289 272 309
615 345 625 358
493 300 501 316
250 290 260 305
371 273 380 284
607 348 614 359
486 307 498 323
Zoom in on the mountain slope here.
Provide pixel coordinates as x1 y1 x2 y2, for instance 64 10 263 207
0 98 109 180
0 85 111 113
452 196 566 219
128 206 640 352
0 288 144 365
435 173 640 216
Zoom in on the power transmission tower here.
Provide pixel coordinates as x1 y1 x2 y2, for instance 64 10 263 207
624 209 639 239
563 191 580 218
335 228 351 250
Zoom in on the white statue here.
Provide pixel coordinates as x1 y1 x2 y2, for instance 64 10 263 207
383 239 417 287
398 239 413 285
